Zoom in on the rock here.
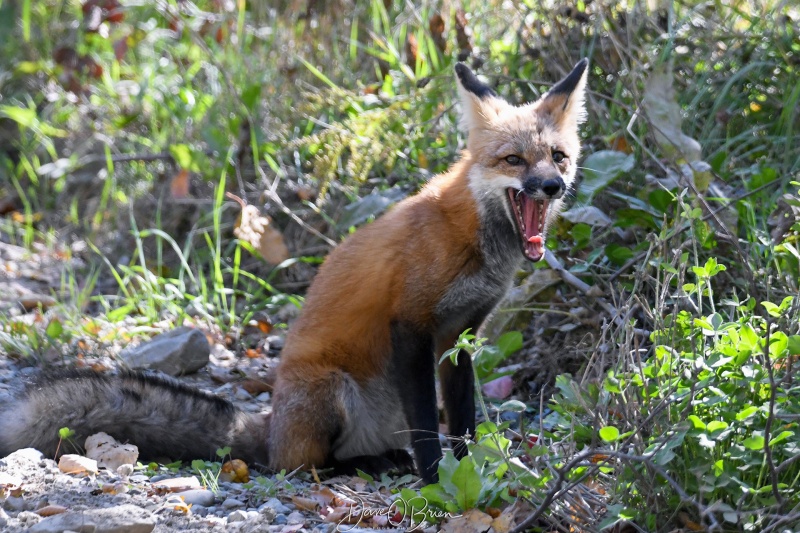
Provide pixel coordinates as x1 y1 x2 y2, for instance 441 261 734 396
30 504 155 533
17 510 42 525
116 464 134 478
227 510 248 523
176 489 215 507
2 495 27 511
2 448 44 468
0 472 23 486
259 498 290 514
85 432 139 471
120 327 210 375
17 294 57 311
151 476 200 492
58 454 98 475
222 497 245 509
287 511 305 525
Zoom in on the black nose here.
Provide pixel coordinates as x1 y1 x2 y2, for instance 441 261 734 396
541 178 564 197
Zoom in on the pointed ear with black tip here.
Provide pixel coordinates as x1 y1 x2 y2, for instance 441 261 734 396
538 58 589 126
455 63 507 131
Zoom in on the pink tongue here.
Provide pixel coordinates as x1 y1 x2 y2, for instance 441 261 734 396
528 235 543 244
522 196 541 239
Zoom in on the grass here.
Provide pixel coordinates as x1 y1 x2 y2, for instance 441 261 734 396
1 0 799 530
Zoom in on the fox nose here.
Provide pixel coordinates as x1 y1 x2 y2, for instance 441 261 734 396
523 177 565 198
541 178 565 198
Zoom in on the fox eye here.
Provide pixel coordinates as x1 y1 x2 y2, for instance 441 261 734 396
504 155 524 166
552 151 567 164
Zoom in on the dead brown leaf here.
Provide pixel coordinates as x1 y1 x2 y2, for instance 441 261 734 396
455 9 472 58
291 495 321 512
170 168 190 199
441 508 493 533
405 33 420 71
228 193 289 264
220 459 249 483
239 379 272 395
36 505 68 517
429 13 447 52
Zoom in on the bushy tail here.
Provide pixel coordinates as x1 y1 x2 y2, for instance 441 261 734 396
0 370 270 465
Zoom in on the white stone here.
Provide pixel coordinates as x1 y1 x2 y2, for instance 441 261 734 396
58 454 98 475
85 432 139 471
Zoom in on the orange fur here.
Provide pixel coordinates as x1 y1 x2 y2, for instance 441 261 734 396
267 60 589 481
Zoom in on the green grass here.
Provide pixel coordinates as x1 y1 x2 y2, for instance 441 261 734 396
1 0 799 530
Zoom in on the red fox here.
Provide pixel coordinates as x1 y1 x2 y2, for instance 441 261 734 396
0 59 588 483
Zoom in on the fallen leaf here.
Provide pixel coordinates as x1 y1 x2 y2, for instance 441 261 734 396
170 168 190 199
455 9 472 59
36 505 68 517
429 13 447 52
220 459 249 483
642 64 702 162
113 36 129 61
608 135 632 154
240 379 271 395
441 508 492 533
481 376 514 399
228 193 289 264
491 504 518 533
291 495 321 512
678 511 705 531
405 33 420 71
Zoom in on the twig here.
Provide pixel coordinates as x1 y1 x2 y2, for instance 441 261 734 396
545 252 651 337
511 449 723 533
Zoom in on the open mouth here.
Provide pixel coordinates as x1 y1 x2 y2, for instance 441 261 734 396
506 188 549 262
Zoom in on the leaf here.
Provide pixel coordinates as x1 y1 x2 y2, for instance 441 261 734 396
428 13 446 52
229 194 289 264
452 456 481 510
481 376 513 399
735 406 759 422
707 421 728 433
788 335 800 356
769 430 794 447
496 331 522 357
45 318 63 339
561 205 613 226
605 243 635 266
743 435 765 450
436 452 460 496
454 9 472 56
649 189 676 212
498 400 526 413
642 64 702 162
170 169 190 199
577 150 635 204
687 415 706 430
599 426 620 442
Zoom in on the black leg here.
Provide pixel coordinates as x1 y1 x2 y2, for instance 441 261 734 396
439 348 475 459
389 322 441 483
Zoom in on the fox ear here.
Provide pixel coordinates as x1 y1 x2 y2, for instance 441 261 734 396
455 63 505 131
538 58 589 126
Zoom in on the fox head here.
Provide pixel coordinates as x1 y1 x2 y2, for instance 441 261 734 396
455 59 588 262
